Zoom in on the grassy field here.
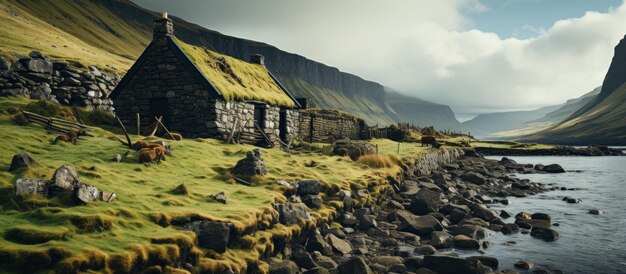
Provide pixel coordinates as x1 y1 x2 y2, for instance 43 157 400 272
0 98 424 272
470 140 556 150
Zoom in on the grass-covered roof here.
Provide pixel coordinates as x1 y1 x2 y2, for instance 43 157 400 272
173 38 296 107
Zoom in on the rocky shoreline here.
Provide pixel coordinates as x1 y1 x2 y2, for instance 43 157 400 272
474 145 625 156
263 149 566 274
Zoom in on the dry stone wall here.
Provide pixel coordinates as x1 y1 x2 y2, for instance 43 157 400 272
0 51 118 111
297 111 368 143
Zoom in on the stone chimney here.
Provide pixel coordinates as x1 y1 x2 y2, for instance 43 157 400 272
153 11 173 40
250 54 265 66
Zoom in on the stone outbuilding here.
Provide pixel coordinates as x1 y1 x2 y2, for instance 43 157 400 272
110 13 301 146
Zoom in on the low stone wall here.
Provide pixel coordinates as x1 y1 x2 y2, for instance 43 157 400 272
297 111 368 143
0 51 118 112
407 148 464 176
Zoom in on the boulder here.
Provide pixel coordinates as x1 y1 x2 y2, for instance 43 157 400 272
75 184 100 203
50 165 80 191
307 233 332 256
396 210 443 237
530 227 559 241
302 194 322 209
303 267 329 274
468 256 498 269
414 245 437 255
357 214 377 230
531 213 551 221
461 172 487 185
501 223 520 234
184 221 231 253
311 251 338 269
514 260 533 270
408 189 441 215
292 245 319 269
337 256 373 274
422 255 486 274
373 256 403 267
26 56 53 74
453 234 480 249
269 259 298 274
278 202 311 225
209 192 228 204
231 149 267 177
588 209 603 215
500 210 513 219
325 233 352 255
430 231 453 248
297 180 321 195
471 205 498 222
543 164 565 173
9 151 36 172
337 213 358 227
0 56 11 71
14 178 48 196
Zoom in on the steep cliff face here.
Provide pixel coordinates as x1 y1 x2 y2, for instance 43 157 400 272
4 0 465 128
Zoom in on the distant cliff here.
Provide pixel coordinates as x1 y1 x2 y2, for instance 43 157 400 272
2 0 467 129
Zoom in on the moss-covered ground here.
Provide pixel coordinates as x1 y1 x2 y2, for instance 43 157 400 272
0 98 439 273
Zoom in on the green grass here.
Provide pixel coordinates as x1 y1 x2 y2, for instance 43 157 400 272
470 140 556 150
0 98 408 272
174 38 296 107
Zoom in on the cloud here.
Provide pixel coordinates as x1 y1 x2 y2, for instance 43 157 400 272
134 0 626 115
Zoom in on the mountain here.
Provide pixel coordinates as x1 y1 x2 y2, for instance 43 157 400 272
0 0 466 129
462 104 562 138
493 87 600 138
522 35 626 145
385 88 472 132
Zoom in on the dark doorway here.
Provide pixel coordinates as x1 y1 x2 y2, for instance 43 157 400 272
279 109 287 142
253 104 266 129
150 98 169 126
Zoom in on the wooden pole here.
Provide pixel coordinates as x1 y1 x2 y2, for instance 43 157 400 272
115 116 132 148
136 113 141 136
154 116 176 140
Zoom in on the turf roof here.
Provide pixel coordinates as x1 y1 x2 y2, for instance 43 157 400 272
172 38 296 107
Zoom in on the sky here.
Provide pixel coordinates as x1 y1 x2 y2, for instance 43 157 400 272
133 0 625 118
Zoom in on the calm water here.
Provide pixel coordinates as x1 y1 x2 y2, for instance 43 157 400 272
457 156 626 273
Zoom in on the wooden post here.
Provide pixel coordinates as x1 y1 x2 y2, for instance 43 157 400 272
397 141 400 155
116 116 132 148
376 144 379 155
136 113 141 136
154 116 176 140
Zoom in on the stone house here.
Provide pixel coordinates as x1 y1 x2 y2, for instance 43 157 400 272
110 14 301 146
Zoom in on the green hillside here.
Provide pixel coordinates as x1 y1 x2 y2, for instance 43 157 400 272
523 83 626 145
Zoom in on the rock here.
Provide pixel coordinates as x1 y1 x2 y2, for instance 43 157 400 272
393 245 415 257
325 233 352 255
75 184 100 203
500 210 513 219
302 194 322 209
396 210 444 237
430 231 453 248
310 251 338 269
415 268 438 274
531 213 551 221
414 245 437 255
453 234 480 249
343 195 353 212
0 56 11 71
389 264 407 273
387 200 405 210
381 238 398 247
588 209 603 215
514 260 533 270
461 172 487 185
26 56 53 74
231 149 267 177
50 165 80 192
303 267 329 274
368 263 387 273
468 256 498 269
373 256 403 267
307 232 332 256
357 214 377 230
500 157 517 165
9 151 36 172
448 208 468 224
278 202 311 225
209 192 228 204
101 191 117 202
292 245 319 269
530 227 560 241
440 203 470 215
297 180 321 195
543 164 565 173
269 259 298 274
337 256 373 274
566 198 582 204
337 213 358 227
408 189 441 215
14 178 48 196
422 255 486 274
501 223 520 234
184 221 231 253
471 205 498 222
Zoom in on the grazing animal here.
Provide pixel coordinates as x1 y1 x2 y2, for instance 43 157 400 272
133 140 164 151
421 136 437 147
54 131 79 145
138 145 166 163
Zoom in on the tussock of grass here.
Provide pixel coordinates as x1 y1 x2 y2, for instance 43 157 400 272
174 38 295 107
4 226 71 244
356 154 400 168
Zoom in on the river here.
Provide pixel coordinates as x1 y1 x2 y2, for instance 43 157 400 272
453 156 626 273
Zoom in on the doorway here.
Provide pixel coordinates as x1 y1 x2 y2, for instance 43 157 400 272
253 104 266 129
150 98 169 126
279 109 288 142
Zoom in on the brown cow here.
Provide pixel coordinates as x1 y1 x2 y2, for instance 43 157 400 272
421 136 437 147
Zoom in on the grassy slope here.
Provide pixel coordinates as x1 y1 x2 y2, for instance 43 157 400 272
174 38 295 107
523 83 626 144
0 98 438 272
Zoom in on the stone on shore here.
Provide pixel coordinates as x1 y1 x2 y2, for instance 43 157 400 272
396 211 444 236
414 245 437 255
278 202 311 225
9 151 36 172
461 172 487 185
337 256 373 274
453 234 480 249
468 256 499 269
588 209 603 215
514 260 533 270
184 221 231 253
422 255 486 274
543 164 565 173
530 227 560 241
408 189 441 215
269 259 298 274
325 234 352 255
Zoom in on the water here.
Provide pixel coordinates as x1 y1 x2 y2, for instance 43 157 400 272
472 156 626 273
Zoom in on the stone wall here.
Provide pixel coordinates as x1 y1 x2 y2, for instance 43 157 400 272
113 39 212 137
297 111 368 143
0 51 118 112
407 148 464 176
